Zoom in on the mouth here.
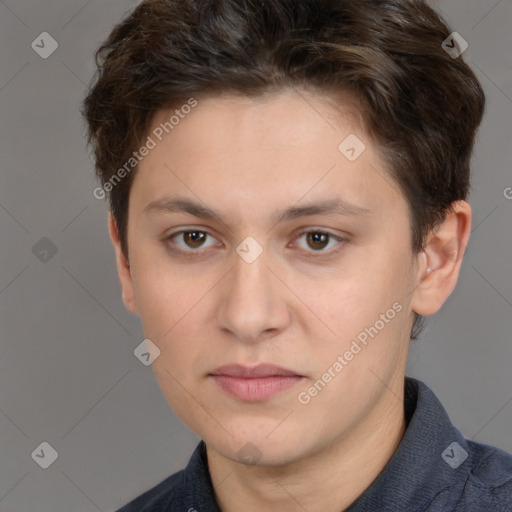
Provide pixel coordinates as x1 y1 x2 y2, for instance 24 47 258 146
210 363 303 379
209 363 305 402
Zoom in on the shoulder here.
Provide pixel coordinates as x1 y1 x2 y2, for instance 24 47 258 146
401 378 512 511
454 440 512 511
114 440 216 512
114 469 185 512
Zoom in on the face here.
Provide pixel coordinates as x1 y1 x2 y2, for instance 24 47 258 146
113 89 425 465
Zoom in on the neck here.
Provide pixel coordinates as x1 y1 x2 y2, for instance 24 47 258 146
207 381 407 512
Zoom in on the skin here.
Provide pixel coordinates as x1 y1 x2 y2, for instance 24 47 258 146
108 88 471 511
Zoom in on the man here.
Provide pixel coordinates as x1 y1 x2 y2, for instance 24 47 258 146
82 0 512 510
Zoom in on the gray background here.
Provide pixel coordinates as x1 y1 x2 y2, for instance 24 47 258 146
0 0 511 511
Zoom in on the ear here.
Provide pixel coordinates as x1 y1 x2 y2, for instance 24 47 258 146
108 211 138 315
410 200 472 316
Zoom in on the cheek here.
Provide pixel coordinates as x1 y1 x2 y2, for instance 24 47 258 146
131 268 209 420
131 248 206 328
304 248 413 364
130 262 203 362
296 274 409 416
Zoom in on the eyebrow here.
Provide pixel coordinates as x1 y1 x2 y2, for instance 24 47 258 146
142 196 372 224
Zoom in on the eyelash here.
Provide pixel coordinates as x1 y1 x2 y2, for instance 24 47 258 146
163 228 347 258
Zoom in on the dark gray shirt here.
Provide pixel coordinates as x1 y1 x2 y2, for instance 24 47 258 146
116 377 512 511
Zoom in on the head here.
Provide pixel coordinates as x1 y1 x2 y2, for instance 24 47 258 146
83 0 484 466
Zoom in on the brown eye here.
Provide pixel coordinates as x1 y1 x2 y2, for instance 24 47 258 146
183 231 207 248
306 232 330 251
166 230 218 253
293 230 345 256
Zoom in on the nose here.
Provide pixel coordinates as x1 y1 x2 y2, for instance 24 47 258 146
216 243 290 343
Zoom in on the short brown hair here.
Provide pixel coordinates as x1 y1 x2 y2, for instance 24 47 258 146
82 0 485 339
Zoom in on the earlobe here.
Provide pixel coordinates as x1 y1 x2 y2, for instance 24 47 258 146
411 201 472 316
107 212 139 315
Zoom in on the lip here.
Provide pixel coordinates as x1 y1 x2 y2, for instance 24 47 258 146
210 363 303 378
209 364 304 402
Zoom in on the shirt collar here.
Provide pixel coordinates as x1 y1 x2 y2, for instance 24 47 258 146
346 376 473 511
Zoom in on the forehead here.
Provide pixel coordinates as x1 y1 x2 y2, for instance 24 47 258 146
131 89 405 224
149 89 364 154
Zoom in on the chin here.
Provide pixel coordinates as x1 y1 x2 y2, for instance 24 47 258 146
202 422 313 467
